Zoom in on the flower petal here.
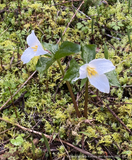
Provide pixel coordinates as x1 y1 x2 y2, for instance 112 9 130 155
78 64 88 79
27 30 41 47
89 74 110 93
89 59 115 75
21 47 35 64
35 45 48 56
72 64 88 82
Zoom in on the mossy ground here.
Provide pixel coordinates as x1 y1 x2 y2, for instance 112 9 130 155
0 0 132 160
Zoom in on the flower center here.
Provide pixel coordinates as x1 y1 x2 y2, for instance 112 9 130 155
31 45 38 52
87 66 97 77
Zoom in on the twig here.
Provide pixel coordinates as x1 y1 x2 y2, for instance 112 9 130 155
0 71 37 111
57 0 84 44
0 117 105 160
52 0 82 6
106 105 132 136
1 91 27 116
0 127 14 135
0 25 10 37
58 136 71 160
72 5 91 20
96 96 132 136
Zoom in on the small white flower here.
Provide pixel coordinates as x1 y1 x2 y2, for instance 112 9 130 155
21 30 48 64
73 59 115 93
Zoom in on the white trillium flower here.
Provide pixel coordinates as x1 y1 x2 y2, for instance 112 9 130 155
73 59 115 93
21 30 48 64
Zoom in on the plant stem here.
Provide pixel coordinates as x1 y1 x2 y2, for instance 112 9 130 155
84 79 88 118
57 60 81 118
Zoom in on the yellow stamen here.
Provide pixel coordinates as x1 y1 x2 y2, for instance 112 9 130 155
31 45 38 52
87 66 97 78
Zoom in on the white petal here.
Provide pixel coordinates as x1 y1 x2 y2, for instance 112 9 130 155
27 30 41 47
78 64 88 79
89 59 115 75
89 74 110 93
21 47 35 64
72 64 88 82
35 45 48 56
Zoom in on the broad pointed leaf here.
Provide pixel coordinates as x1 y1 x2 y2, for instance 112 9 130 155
36 57 55 74
63 59 79 82
105 70 120 87
42 42 59 54
54 41 80 60
81 44 96 63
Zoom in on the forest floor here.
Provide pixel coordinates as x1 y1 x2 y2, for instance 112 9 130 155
0 0 132 160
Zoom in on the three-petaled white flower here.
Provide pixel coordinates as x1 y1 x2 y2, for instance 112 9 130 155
73 59 115 93
21 30 48 64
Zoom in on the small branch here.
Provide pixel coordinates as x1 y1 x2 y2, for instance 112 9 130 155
106 105 132 136
0 117 105 160
1 91 27 112
58 136 71 160
0 71 37 111
52 0 82 6
57 0 84 44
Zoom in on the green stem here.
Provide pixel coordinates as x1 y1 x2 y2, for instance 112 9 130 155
57 60 81 118
84 79 88 118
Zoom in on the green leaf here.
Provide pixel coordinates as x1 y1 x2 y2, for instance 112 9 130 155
79 132 90 136
36 57 55 74
54 41 80 60
10 135 24 146
80 78 87 88
42 133 51 157
42 42 59 54
104 43 108 59
90 95 97 97
63 59 79 82
77 22 83 29
31 139 36 157
122 150 132 156
81 44 96 63
105 70 120 87
115 157 121 160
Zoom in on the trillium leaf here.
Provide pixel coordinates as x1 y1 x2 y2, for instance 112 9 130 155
54 41 81 60
81 44 96 63
10 135 24 146
63 59 79 82
104 43 108 59
60 41 81 53
42 42 59 54
36 57 55 74
105 70 120 87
